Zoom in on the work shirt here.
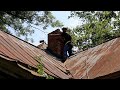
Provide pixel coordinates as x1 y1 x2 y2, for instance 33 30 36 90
61 32 72 45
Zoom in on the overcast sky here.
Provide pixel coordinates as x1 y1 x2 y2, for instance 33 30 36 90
21 11 83 46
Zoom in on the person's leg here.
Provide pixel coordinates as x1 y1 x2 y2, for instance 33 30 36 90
63 44 69 62
67 42 73 57
68 47 72 57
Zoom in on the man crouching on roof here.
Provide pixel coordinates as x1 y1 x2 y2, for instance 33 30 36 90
61 27 73 63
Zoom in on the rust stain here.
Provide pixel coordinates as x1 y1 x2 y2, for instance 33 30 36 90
1 29 120 79
65 37 120 79
0 30 70 79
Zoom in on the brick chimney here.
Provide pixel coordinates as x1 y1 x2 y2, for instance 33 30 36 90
47 29 64 59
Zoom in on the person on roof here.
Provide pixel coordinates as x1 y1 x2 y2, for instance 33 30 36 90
61 27 73 62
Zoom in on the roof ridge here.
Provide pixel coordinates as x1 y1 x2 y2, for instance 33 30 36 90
0 30 40 49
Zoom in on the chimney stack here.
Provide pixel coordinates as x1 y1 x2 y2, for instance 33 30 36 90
37 40 47 49
47 29 64 59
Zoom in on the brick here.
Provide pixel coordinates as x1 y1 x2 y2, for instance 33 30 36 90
48 29 64 58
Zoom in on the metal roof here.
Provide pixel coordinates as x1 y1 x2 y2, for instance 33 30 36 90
0 30 71 79
1 29 120 79
65 37 120 79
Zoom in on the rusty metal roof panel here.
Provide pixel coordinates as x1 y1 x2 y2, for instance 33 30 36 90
65 37 120 79
0 34 36 67
0 30 71 79
3 29 120 79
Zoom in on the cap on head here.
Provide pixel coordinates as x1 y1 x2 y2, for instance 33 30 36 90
62 27 68 32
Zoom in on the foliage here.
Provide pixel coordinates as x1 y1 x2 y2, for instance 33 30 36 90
0 11 63 42
34 56 54 79
69 11 120 51
46 74 54 79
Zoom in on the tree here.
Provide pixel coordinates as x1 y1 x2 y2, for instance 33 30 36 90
69 11 120 51
0 11 63 42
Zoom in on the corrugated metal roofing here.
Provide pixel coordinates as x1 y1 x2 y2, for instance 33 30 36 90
65 37 120 79
0 30 71 79
1 29 120 79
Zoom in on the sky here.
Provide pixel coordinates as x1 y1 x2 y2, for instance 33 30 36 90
19 11 83 46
